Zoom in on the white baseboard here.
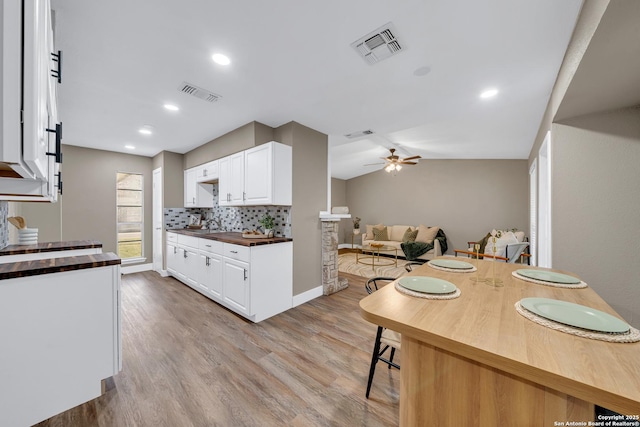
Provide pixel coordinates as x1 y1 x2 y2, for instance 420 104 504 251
157 269 170 277
121 263 153 275
292 285 323 307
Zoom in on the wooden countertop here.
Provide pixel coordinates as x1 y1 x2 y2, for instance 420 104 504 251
167 230 293 247
0 252 120 280
0 240 103 256
359 257 640 415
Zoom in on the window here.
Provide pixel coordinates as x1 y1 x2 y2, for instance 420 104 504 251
117 172 143 259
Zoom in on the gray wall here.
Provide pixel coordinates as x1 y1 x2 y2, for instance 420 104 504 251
183 121 274 169
346 160 528 253
552 108 640 327
275 122 328 297
19 145 153 261
330 178 348 243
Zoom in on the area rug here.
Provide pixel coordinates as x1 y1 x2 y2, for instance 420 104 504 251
338 252 411 279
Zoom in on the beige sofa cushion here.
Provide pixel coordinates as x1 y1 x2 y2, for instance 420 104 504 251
365 223 384 237
373 227 389 241
403 228 418 243
389 225 413 241
416 225 439 243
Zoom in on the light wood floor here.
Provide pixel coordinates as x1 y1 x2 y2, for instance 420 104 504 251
36 271 399 427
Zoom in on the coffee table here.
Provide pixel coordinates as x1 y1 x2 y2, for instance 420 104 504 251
357 244 398 269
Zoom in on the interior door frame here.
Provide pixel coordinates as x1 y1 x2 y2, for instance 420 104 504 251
538 131 552 268
152 168 164 274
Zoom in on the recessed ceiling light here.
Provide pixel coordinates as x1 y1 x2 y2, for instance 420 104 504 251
125 145 135 150
480 88 499 99
413 66 431 77
164 104 179 111
138 125 154 135
212 53 231 65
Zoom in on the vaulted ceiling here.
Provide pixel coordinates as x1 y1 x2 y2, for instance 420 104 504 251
51 0 583 179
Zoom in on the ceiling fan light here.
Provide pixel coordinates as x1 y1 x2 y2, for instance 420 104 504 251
396 164 402 171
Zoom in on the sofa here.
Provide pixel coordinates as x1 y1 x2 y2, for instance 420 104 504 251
361 224 447 261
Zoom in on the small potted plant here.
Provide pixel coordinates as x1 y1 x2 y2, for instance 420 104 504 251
259 213 275 237
353 217 361 235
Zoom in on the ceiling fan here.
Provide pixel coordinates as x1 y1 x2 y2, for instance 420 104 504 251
365 148 422 173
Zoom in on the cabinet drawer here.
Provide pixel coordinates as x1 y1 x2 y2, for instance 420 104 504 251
166 232 177 243
199 238 223 255
223 243 250 262
177 234 199 248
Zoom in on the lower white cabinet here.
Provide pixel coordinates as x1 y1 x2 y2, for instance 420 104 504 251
198 252 223 298
166 232 292 322
222 257 250 315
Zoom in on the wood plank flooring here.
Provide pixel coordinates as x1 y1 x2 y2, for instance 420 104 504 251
35 271 399 427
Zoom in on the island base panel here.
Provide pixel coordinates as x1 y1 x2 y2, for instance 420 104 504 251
400 336 594 426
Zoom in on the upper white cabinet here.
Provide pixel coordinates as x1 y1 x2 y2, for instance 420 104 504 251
219 141 292 206
0 0 62 201
196 160 218 183
184 168 213 208
218 151 245 206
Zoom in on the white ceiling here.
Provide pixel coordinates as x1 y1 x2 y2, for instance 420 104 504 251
51 0 583 180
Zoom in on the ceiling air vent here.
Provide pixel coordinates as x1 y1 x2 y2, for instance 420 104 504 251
178 82 222 103
351 22 404 65
345 129 374 139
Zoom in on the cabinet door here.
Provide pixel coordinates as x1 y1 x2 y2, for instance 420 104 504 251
196 160 219 182
219 153 244 206
166 243 180 276
244 143 272 205
199 253 223 299
218 156 231 206
223 258 250 315
229 152 245 205
184 169 196 207
182 247 199 289
22 0 53 180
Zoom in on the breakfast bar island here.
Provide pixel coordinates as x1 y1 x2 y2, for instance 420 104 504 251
360 258 640 426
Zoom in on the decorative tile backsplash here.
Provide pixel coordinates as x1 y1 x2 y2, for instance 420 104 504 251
164 183 292 237
0 201 8 249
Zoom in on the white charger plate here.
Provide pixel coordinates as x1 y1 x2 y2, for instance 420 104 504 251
398 276 457 294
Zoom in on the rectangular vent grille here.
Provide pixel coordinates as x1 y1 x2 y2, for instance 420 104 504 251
344 129 374 139
178 82 222 103
351 22 404 65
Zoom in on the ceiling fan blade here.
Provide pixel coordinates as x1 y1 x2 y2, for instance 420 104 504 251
399 161 417 165
402 155 421 161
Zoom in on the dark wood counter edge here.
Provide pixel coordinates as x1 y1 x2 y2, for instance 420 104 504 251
0 252 121 280
0 240 103 256
167 230 293 247
358 286 640 416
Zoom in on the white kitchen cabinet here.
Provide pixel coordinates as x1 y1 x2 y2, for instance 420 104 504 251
166 241 181 277
166 234 293 322
0 262 121 427
222 257 250 315
196 160 218 183
218 142 292 206
184 168 214 208
244 142 292 205
199 252 223 298
0 0 62 201
218 151 244 206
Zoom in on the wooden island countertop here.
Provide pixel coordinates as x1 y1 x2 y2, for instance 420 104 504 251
360 257 640 426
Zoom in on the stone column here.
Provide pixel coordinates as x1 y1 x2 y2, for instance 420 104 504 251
321 219 348 295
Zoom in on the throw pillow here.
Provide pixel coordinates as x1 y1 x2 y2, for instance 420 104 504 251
415 225 439 243
366 223 384 238
373 227 389 241
402 228 418 243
